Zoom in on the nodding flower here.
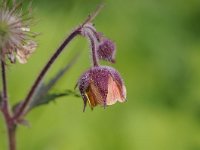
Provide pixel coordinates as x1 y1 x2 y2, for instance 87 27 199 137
77 66 126 111
80 23 116 64
0 0 37 63
75 7 126 111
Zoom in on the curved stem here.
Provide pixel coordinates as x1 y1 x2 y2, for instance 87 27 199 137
14 28 81 120
87 32 99 67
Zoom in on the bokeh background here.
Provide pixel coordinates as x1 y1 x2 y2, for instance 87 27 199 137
1 0 200 149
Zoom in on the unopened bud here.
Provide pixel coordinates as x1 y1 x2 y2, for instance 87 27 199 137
97 38 116 63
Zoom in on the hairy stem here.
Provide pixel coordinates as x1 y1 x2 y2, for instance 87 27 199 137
1 59 16 150
87 32 99 67
3 110 16 150
14 28 81 120
1 59 8 103
7 125 16 150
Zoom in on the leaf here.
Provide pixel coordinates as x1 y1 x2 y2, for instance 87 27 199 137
29 90 80 109
13 53 80 114
28 53 80 111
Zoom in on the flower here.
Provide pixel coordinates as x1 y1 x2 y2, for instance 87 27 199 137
77 66 126 111
0 0 37 63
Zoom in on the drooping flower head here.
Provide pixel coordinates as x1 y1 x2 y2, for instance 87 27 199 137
75 5 126 111
77 66 126 111
0 0 37 63
80 23 116 64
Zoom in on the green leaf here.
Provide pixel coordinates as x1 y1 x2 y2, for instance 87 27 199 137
13 53 80 114
29 90 80 109
28 53 80 111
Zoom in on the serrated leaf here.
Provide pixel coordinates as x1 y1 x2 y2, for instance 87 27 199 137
13 53 80 114
28 53 80 111
30 90 80 109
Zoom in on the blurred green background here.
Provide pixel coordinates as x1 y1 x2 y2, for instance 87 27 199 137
1 0 200 150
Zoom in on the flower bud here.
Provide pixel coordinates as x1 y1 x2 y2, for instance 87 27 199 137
77 66 126 111
97 38 116 63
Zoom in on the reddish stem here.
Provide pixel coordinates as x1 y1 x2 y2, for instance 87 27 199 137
1 59 16 150
1 59 7 102
87 32 99 67
7 125 16 150
2 106 16 150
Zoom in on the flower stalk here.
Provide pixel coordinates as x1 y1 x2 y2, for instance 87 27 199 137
87 31 99 67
